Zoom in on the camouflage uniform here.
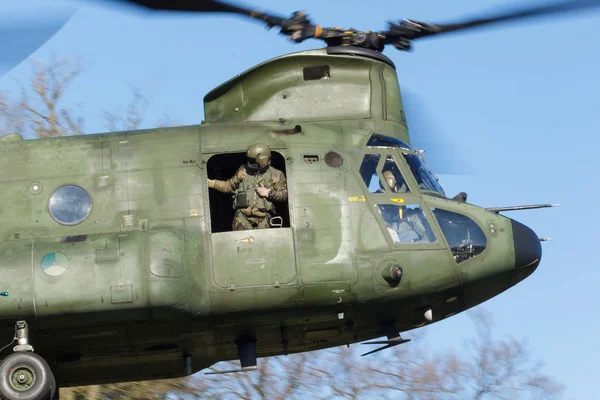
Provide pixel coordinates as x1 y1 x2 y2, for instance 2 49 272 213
209 165 287 231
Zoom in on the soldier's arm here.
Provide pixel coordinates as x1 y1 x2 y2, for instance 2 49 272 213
208 167 246 193
269 171 288 202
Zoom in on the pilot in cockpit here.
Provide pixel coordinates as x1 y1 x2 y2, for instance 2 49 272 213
377 170 408 194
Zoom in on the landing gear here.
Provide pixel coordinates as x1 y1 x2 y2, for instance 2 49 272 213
0 321 55 400
0 353 55 400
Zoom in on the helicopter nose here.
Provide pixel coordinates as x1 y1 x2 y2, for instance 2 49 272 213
512 219 542 283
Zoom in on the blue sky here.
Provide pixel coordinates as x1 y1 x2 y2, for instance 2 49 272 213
2 0 600 398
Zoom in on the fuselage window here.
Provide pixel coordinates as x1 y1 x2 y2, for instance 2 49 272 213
48 185 92 226
377 204 436 244
431 208 487 263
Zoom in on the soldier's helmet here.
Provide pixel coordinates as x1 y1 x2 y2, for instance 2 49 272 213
247 143 271 172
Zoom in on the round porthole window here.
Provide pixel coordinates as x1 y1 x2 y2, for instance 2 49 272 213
48 185 92 225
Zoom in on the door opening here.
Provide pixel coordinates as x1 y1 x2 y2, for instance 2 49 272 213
207 151 291 233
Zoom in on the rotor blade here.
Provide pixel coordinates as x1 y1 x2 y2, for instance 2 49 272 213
411 0 600 40
0 10 75 75
114 0 255 14
108 0 288 27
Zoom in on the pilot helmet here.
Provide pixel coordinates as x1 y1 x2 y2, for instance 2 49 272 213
382 170 398 192
247 143 271 172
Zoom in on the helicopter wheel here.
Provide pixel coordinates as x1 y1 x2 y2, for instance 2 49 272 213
0 352 55 400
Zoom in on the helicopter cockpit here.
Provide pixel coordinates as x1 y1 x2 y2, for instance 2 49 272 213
362 133 486 262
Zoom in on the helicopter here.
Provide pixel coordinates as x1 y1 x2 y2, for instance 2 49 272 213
0 0 596 399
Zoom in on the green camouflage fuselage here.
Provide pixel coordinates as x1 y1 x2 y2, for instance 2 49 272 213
0 48 534 387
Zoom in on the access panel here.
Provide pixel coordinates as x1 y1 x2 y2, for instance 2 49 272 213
211 228 297 289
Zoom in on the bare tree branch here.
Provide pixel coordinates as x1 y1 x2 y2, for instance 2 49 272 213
0 55 84 138
103 84 149 132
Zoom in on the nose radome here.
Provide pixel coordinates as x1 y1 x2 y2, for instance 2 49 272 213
512 219 542 282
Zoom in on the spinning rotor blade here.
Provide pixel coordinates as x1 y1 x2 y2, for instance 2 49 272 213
401 0 600 40
0 10 75 76
97 0 600 52
115 0 258 13
110 0 289 28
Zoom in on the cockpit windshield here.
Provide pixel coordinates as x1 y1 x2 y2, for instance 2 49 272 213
403 153 445 195
367 134 412 151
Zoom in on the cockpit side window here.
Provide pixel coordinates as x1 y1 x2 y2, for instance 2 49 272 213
382 155 409 194
431 208 487 263
360 153 411 194
377 204 436 244
359 154 382 193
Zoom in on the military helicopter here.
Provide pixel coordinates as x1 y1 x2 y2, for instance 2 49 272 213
0 0 596 398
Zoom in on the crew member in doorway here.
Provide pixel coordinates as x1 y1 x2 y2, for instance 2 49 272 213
208 143 288 231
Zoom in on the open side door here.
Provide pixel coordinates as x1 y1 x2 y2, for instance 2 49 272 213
204 150 296 289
